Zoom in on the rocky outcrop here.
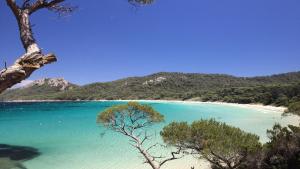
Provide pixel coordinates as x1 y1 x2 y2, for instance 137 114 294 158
0 144 40 169
143 77 167 85
24 78 73 91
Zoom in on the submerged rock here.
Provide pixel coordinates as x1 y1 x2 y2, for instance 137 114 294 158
24 78 72 91
0 158 26 169
0 144 40 169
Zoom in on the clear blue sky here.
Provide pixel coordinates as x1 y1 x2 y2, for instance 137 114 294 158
0 0 300 85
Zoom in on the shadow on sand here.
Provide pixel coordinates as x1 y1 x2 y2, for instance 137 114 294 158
0 144 40 169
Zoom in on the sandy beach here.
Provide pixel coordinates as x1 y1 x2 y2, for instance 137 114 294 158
4 99 287 113
96 99 287 114
2 99 299 169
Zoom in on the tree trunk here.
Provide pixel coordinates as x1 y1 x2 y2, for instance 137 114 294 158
17 10 40 54
136 143 160 169
0 53 57 93
0 0 58 94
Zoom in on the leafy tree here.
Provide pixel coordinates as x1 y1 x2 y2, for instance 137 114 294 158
259 124 300 169
97 102 183 169
161 119 262 169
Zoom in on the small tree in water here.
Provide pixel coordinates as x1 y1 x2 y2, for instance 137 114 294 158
97 102 183 169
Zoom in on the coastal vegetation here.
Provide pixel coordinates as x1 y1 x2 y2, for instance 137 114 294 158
201 83 300 115
2 1 298 169
258 124 300 169
161 120 300 169
161 119 262 169
97 102 300 169
1 71 300 115
286 101 300 116
97 102 183 169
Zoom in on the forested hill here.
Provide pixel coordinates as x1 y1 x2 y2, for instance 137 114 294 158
0 78 78 101
0 71 300 115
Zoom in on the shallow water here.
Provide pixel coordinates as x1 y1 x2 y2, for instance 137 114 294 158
0 101 298 169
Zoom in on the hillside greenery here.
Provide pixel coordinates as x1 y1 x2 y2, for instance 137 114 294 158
52 72 300 100
0 71 299 115
0 79 78 100
200 83 300 115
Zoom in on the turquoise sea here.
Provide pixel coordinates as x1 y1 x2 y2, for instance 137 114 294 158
0 101 299 169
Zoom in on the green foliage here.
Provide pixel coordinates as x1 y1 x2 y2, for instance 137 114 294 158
203 84 300 115
97 103 182 169
203 84 300 106
0 79 78 101
286 101 300 116
192 120 261 155
161 121 300 169
1 72 300 116
160 122 190 146
243 124 300 169
161 119 261 169
97 101 164 126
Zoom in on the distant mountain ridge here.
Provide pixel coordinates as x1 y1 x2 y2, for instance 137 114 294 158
0 78 78 100
0 71 300 102
21 78 73 90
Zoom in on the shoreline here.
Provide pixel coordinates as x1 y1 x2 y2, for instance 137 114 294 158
1 99 297 169
110 99 287 113
2 99 287 113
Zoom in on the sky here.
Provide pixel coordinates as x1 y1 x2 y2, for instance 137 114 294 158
0 0 300 85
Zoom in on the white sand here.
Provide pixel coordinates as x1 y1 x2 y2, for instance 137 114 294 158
3 99 289 114
5 99 299 169
97 99 287 113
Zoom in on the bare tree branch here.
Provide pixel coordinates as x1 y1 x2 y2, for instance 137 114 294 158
29 0 62 13
22 0 31 9
159 147 184 167
27 0 76 15
146 143 160 152
128 0 154 6
6 0 21 18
